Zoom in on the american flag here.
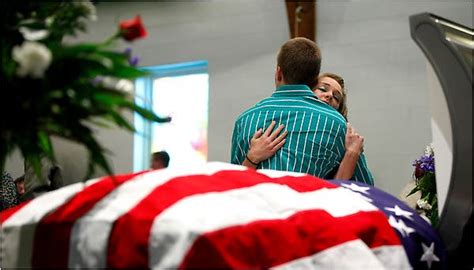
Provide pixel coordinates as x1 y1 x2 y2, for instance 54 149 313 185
1 162 446 269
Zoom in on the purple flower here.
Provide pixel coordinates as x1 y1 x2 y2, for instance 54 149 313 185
123 47 139 66
123 47 132 57
413 154 435 173
129 55 140 66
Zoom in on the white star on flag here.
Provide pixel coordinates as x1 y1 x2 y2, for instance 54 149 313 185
341 183 370 194
384 205 413 220
420 242 440 268
352 192 374 203
388 215 415 237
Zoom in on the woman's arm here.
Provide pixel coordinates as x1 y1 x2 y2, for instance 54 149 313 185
334 123 364 180
243 121 287 169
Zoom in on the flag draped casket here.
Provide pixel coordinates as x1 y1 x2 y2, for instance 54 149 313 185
1 162 446 269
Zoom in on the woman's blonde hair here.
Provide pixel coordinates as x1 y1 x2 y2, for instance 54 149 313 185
318 72 348 120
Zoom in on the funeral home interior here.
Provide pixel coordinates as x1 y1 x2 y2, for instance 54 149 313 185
2 0 473 268
4 1 472 210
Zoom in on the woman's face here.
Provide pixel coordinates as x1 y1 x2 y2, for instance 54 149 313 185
313 77 343 110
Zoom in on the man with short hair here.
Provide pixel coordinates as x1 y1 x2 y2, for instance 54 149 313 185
151 151 170 170
231 37 373 185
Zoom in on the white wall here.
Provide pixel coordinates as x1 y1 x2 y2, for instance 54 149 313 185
316 0 473 195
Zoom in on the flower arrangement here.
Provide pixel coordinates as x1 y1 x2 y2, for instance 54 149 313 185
408 143 438 226
0 1 170 178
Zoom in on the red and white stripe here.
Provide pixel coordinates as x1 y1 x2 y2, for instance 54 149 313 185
1 162 410 269
2 182 85 268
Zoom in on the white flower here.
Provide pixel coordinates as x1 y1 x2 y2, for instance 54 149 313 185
417 199 432 211
12 41 52 78
45 16 55 27
19 27 49 41
115 79 134 93
74 0 97 21
99 76 134 93
424 143 434 156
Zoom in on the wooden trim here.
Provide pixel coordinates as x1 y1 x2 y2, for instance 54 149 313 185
285 0 316 41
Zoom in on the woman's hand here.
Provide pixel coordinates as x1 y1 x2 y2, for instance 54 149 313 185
247 121 287 164
345 122 364 155
333 123 364 180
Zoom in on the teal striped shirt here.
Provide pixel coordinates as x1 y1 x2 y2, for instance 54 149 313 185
231 84 374 185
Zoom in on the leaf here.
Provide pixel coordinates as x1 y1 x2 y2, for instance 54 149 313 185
64 122 113 180
110 65 149 79
81 54 114 70
38 131 54 161
95 50 128 63
429 196 439 228
108 111 135 131
406 186 420 197
123 101 172 123
92 91 171 123
54 43 100 55
85 118 114 129
22 150 43 180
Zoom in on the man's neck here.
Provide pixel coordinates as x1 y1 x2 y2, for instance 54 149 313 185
275 80 287 88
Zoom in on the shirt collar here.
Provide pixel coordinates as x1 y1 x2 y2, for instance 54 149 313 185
273 84 315 98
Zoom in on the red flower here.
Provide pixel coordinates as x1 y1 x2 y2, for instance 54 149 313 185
119 15 147 42
414 163 424 179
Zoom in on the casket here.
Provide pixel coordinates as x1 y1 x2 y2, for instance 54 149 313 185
1 163 446 269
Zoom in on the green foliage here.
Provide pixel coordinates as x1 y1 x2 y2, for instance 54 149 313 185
408 145 438 227
0 1 170 179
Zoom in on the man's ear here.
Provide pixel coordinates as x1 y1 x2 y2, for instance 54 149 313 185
275 66 283 83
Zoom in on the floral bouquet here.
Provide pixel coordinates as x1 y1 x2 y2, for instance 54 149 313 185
408 143 438 226
0 1 170 178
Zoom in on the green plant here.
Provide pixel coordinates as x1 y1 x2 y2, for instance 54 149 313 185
0 1 170 178
407 144 438 226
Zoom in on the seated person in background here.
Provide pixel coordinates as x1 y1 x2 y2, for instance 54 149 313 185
23 157 63 200
243 73 367 182
151 151 170 170
1 171 19 211
14 175 26 197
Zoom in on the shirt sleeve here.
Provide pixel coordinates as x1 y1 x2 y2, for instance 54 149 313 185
230 119 245 165
352 153 375 186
